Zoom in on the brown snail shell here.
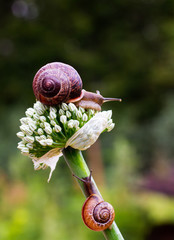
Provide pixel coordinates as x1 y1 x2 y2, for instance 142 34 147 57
33 62 83 106
33 62 121 111
82 194 115 231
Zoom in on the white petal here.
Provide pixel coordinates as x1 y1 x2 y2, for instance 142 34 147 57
65 111 110 150
32 148 62 182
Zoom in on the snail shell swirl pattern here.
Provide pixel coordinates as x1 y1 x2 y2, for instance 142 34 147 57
33 62 83 106
82 194 115 231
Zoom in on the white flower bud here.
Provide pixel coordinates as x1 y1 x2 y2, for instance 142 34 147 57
49 111 57 120
20 117 30 125
28 122 37 132
35 136 41 142
16 131 25 139
39 116 46 122
68 120 74 128
50 120 56 126
68 103 77 112
39 140 47 146
59 109 65 115
34 101 45 115
60 115 67 124
50 106 57 113
66 111 71 118
25 108 35 117
79 107 85 113
21 147 29 153
45 139 53 146
107 123 115 132
44 122 51 129
88 109 95 116
76 110 82 119
73 120 79 129
40 123 44 128
18 141 25 146
107 119 113 125
24 136 34 143
47 135 52 139
17 142 26 150
82 113 88 122
44 127 52 135
26 143 33 149
33 113 40 121
61 103 68 111
20 125 33 135
37 128 44 135
54 125 61 132
40 135 47 140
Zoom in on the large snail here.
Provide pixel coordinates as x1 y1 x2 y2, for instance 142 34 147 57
73 173 115 231
33 62 121 111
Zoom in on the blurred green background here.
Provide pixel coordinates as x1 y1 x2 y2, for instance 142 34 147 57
0 0 174 239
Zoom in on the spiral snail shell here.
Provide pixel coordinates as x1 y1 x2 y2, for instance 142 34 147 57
33 62 121 111
82 194 115 231
73 172 115 231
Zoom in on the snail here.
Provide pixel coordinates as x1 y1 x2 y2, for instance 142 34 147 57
33 62 121 111
73 172 115 231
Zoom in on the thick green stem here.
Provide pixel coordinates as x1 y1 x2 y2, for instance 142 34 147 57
62 147 124 240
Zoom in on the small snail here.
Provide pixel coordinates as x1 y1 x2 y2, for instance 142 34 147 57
73 173 115 231
33 62 121 111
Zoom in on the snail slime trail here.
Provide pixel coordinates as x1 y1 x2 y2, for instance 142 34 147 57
33 62 122 111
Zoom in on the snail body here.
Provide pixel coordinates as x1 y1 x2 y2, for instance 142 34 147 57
33 62 121 111
82 194 115 231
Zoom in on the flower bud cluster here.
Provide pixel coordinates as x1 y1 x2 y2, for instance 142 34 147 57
17 101 99 159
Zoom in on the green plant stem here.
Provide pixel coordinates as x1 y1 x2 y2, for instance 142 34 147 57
62 146 124 240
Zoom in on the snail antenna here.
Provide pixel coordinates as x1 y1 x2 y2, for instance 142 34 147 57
103 97 122 103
